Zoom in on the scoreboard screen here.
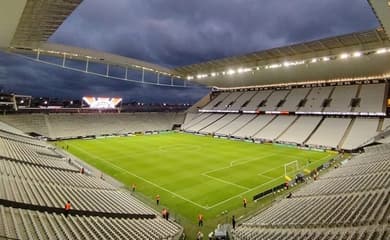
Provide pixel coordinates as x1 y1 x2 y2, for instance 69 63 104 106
82 96 122 109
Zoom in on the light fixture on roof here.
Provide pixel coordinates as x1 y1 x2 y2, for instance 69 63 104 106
311 58 317 63
340 53 349 59
323 57 330 61
376 48 387 54
211 72 216 77
352 52 362 57
227 69 236 75
187 76 194 80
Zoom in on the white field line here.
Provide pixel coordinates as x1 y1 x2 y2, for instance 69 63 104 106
203 153 276 175
201 173 250 190
207 176 283 209
68 140 335 210
68 143 211 210
256 153 333 177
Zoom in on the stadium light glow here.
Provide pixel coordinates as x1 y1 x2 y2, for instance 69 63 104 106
353 52 362 57
227 69 236 75
340 53 349 59
187 76 194 80
211 72 216 77
376 48 387 54
323 57 330 61
311 58 317 63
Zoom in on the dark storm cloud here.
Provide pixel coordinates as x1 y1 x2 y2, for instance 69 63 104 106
0 52 208 103
0 0 379 100
51 0 378 67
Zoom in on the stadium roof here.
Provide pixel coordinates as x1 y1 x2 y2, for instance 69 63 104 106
2 0 390 88
173 29 390 76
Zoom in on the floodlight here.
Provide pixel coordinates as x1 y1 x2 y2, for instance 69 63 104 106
340 53 349 59
227 69 236 75
376 48 387 54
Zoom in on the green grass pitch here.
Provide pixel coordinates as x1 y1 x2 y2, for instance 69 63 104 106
57 132 336 226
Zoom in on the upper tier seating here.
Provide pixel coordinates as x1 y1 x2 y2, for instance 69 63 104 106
354 83 386 113
213 91 243 110
258 90 289 111
241 90 272 112
323 85 358 112
298 86 333 112
278 88 310 112
229 91 258 111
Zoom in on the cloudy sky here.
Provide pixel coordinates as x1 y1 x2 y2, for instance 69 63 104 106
0 0 379 103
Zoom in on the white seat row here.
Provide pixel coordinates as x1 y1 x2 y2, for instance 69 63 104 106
0 159 115 189
0 206 181 240
0 175 155 215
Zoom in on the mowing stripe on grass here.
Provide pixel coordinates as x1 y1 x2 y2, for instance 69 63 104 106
68 143 211 210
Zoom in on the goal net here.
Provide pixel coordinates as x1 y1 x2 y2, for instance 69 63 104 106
284 160 299 178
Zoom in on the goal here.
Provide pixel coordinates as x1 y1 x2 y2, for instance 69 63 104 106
284 160 299 178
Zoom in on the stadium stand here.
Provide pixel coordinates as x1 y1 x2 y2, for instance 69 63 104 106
213 91 242 110
277 88 310 112
253 115 297 141
277 116 323 144
354 83 387 113
258 90 289 111
199 114 240 134
0 112 185 139
323 85 358 112
0 126 182 239
233 115 275 139
342 118 380 150
298 86 333 112
306 117 352 148
202 92 230 110
182 83 388 150
241 90 272 112
215 114 257 136
229 91 258 111
186 113 224 132
233 143 390 240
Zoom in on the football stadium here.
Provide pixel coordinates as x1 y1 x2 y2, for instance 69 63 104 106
0 0 390 239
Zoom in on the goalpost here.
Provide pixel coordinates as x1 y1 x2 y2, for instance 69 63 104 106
284 160 299 178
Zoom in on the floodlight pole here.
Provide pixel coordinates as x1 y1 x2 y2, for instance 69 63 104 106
85 58 89 72
62 53 66 67
106 64 110 77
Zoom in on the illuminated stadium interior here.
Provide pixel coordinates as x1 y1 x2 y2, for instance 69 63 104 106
0 0 390 239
